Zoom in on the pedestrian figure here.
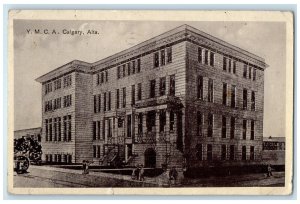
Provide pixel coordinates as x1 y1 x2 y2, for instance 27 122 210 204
136 165 140 180
139 164 145 181
82 160 86 174
169 166 178 186
85 160 93 174
267 164 273 177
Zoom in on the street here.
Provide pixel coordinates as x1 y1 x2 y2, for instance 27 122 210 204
13 165 285 188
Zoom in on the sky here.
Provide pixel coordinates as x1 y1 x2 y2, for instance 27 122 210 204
13 20 286 137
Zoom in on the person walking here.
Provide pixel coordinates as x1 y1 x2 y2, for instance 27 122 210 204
85 160 92 175
139 164 145 181
267 164 273 177
169 166 178 186
82 160 86 174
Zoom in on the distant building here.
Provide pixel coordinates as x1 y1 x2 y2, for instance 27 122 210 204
36 25 268 168
14 127 42 142
262 136 285 165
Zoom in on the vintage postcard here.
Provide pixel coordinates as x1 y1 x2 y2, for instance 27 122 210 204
7 10 293 195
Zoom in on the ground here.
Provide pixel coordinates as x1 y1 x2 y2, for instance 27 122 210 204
13 165 285 188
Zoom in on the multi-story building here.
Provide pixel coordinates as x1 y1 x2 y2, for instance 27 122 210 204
262 136 285 165
14 127 42 142
36 24 268 168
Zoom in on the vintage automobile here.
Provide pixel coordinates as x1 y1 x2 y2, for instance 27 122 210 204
14 154 30 174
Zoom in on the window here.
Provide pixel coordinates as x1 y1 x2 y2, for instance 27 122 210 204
97 121 101 140
230 117 235 139
63 117 67 141
97 74 100 85
63 95 72 107
54 118 57 141
49 119 52 141
198 47 202 63
93 121 96 140
103 92 107 111
207 113 213 137
221 145 226 160
45 119 48 141
251 120 255 140
58 117 61 141
223 83 227 105
54 79 61 90
159 110 166 132
208 78 214 102
169 75 175 96
233 61 236 74
122 65 126 77
197 76 203 100
101 72 104 83
243 120 247 140
159 77 166 96
68 115 71 141
132 61 136 74
222 116 227 138
122 87 126 108
138 113 143 134
108 92 111 111
197 111 203 137
127 63 131 76
253 68 256 81
196 144 202 160
137 58 141 73
243 64 247 78
127 115 132 137
150 79 156 98
137 83 142 101
161 49 165 66
94 95 97 113
251 91 255 111
207 144 212 161
108 119 112 138
243 89 248 110
210 52 214 67
231 85 236 108
248 66 252 79
167 47 172 63
45 82 53 94
93 145 97 158
102 120 106 139
204 50 209 65
116 89 120 109
229 145 235 160
117 66 121 79
97 146 101 158
170 111 175 131
131 85 135 105
242 146 247 160
98 94 101 112
250 146 254 160
154 52 159 68
223 57 227 71
146 110 156 132
63 75 72 88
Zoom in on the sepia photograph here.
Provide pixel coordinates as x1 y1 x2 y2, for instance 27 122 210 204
7 10 294 195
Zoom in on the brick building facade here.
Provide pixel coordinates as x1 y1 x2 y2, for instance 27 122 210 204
36 25 268 168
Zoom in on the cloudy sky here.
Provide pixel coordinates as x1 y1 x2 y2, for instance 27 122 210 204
13 20 286 137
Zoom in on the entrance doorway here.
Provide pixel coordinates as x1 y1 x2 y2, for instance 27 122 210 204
144 148 156 168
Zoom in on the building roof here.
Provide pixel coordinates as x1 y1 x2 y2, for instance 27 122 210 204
263 136 285 142
14 127 42 133
36 24 268 83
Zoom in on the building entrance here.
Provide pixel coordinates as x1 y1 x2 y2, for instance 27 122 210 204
144 148 156 168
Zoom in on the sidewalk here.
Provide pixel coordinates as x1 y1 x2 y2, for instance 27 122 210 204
25 165 158 187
